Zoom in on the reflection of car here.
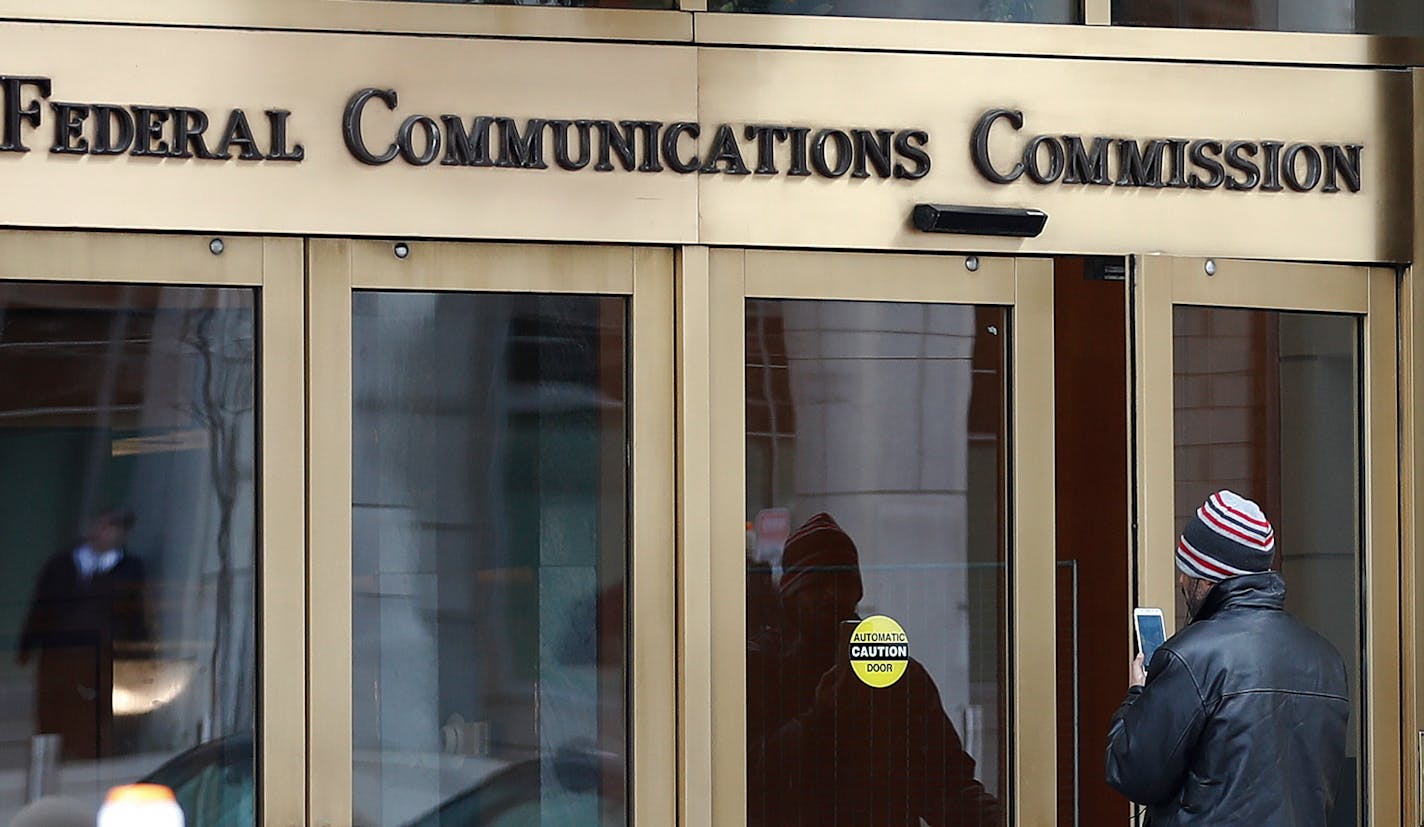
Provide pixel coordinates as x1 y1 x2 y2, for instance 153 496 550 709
400 746 614 827
140 734 616 827
141 733 254 827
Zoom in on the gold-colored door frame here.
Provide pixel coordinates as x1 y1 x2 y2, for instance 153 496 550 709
0 229 308 827
304 238 677 827
1131 254 1402 825
683 247 1056 827
1405 262 1422 827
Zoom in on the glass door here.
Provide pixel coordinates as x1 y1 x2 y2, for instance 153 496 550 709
689 249 1057 827
1131 255 1400 826
305 240 676 827
0 231 305 827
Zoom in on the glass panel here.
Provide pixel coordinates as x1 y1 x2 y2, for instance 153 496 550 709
745 298 1006 827
0 283 257 827
718 0 1077 23
1172 306 1361 827
366 1 673 8
352 291 629 827
1114 0 1423 33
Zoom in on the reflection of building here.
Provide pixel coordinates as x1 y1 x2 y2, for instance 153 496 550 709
351 295 626 825
747 300 1006 794
0 288 257 823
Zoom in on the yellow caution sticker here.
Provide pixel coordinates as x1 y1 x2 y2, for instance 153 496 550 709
848 614 909 688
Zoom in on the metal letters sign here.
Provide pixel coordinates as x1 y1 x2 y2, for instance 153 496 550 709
0 76 304 162
341 87 930 180
0 75 1366 195
970 108 1364 194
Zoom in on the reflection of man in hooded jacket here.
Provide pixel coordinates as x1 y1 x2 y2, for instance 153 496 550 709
747 513 1001 827
18 509 151 760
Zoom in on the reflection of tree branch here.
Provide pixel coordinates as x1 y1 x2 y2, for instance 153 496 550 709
183 308 254 730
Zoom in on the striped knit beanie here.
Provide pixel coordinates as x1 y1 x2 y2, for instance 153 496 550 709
1176 490 1276 581
778 512 863 602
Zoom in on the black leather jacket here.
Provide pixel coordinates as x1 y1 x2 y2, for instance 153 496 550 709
1105 572 1349 827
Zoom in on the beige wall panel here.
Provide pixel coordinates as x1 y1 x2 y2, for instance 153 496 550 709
0 22 697 243
697 49 1410 262
0 21 1410 261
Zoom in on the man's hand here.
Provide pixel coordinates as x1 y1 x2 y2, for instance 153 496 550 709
1130 653 1147 688
814 664 850 715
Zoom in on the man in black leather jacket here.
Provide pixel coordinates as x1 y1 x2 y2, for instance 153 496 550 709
1105 490 1349 827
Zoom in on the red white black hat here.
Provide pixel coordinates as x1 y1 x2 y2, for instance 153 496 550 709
1176 490 1276 581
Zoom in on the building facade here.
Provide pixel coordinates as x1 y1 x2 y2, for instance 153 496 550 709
0 1 1420 825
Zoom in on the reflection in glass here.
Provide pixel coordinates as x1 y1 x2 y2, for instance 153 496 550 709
1114 0 1423 33
0 283 257 827
745 299 1006 827
1172 307 1361 827
717 0 1077 23
352 292 628 827
369 0 671 7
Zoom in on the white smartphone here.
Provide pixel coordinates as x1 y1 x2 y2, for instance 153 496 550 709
1134 607 1166 670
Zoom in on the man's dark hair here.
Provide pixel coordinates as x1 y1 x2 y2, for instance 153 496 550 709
95 507 135 531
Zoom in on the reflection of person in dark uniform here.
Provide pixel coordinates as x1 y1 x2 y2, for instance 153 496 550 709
17 509 152 760
747 513 1001 827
